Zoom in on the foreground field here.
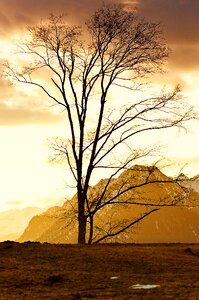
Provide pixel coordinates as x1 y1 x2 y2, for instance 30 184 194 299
0 242 198 299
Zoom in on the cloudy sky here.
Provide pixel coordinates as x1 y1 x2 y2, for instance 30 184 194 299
0 0 199 211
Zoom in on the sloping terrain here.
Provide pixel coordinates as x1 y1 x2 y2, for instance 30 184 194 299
18 206 199 244
18 166 199 244
0 207 47 242
189 174 199 192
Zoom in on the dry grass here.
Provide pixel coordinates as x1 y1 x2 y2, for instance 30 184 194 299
0 242 198 299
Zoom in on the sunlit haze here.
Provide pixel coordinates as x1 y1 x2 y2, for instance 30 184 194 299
0 0 199 211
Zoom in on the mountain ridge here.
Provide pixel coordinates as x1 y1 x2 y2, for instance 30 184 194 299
18 165 199 243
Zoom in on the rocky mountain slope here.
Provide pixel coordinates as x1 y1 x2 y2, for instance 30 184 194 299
188 175 199 193
18 166 199 243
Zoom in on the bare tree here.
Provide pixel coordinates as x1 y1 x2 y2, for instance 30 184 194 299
4 3 195 244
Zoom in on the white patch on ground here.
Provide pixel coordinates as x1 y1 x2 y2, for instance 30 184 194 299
131 284 160 289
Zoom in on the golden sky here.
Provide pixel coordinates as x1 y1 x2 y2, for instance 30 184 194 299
0 0 199 211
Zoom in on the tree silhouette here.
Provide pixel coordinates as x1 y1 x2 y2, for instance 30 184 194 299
5 3 195 244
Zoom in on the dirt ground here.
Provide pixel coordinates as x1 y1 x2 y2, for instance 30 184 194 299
0 242 198 299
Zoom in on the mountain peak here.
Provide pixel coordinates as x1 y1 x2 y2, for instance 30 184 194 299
18 165 199 244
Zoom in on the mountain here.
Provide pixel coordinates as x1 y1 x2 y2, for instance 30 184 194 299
178 172 199 195
188 175 199 193
133 206 199 243
18 166 199 243
0 207 48 242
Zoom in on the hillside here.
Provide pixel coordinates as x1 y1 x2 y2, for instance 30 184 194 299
0 207 47 242
18 166 199 243
189 174 199 192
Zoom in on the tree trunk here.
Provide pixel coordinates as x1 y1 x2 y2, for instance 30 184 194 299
78 216 86 244
77 192 87 244
88 215 93 244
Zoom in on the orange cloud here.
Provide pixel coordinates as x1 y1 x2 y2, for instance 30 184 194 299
0 102 61 126
0 77 62 125
137 0 199 44
0 0 114 36
136 0 199 71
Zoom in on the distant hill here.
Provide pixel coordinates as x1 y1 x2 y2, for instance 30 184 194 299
0 232 22 242
189 175 199 193
0 207 48 242
18 166 199 244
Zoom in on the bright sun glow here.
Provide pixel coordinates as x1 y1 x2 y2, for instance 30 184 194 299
0 125 73 211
